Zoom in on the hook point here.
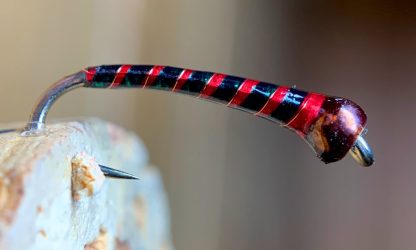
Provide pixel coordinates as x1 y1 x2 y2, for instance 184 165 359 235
99 164 139 180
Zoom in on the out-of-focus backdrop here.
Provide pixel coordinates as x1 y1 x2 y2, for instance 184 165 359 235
1 1 415 249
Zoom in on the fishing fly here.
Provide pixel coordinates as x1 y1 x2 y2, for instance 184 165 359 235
5 64 374 179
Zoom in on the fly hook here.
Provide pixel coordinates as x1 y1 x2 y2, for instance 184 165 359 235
21 65 374 167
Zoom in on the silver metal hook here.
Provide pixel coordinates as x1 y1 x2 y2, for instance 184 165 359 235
20 69 374 167
20 71 139 179
22 71 86 133
349 135 375 167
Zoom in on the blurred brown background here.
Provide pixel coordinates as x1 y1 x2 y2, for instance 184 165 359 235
1 0 415 249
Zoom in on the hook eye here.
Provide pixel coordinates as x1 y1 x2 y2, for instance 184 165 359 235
349 135 374 167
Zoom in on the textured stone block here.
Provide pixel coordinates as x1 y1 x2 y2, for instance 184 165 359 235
0 119 172 250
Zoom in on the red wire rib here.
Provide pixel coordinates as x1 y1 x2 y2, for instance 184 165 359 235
256 86 290 116
110 65 132 88
286 93 326 135
199 73 226 98
173 69 193 92
142 65 165 87
228 79 259 106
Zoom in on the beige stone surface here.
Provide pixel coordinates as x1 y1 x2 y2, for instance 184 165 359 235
0 119 172 250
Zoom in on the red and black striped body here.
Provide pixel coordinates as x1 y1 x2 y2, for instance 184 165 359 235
83 65 367 164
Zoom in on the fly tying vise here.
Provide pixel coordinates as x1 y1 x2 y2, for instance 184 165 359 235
5 64 374 179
